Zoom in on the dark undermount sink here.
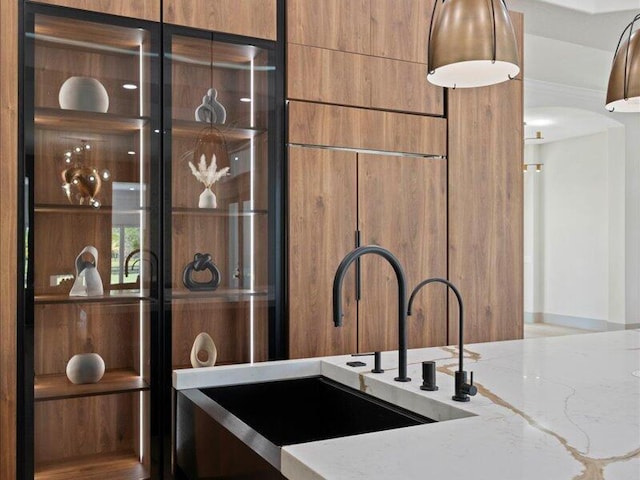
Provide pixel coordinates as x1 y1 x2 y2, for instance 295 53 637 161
176 376 436 479
201 375 435 446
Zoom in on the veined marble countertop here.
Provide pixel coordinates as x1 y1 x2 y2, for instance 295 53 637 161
173 330 640 480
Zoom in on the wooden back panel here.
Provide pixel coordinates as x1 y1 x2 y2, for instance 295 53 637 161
0 0 18 477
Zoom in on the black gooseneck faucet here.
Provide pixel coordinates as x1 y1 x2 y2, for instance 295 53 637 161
333 245 411 382
407 278 477 402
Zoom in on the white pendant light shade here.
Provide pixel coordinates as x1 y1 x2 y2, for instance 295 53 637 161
606 18 640 113
427 0 520 88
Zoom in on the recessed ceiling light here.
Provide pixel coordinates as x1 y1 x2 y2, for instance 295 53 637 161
240 97 251 103
525 118 554 127
127 151 136 155
123 83 138 90
129 187 135 191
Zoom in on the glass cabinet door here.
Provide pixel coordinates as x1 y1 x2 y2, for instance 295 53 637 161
165 30 275 370
25 8 159 479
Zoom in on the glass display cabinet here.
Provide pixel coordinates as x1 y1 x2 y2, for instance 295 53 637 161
164 28 279 371
23 6 160 480
20 4 283 480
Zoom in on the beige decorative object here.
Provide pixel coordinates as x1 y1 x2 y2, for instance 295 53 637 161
188 153 230 209
58 76 109 113
190 332 217 368
66 353 106 384
69 246 104 297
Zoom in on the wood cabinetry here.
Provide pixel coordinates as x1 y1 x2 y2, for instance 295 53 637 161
288 147 357 358
24 10 157 479
0 0 18 479
164 0 277 40
27 0 160 21
288 146 447 358
287 0 443 116
13 5 282 479
288 101 446 156
358 153 447 352
448 79 524 344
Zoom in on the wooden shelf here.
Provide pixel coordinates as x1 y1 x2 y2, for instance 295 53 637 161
35 369 149 402
172 207 268 217
35 290 153 305
35 204 148 215
35 107 149 134
170 288 269 303
35 452 149 480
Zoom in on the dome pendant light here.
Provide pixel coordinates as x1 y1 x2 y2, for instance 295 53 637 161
427 0 520 88
606 14 640 113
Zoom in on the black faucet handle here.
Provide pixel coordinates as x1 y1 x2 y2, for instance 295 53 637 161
463 371 478 396
351 352 384 373
453 370 477 402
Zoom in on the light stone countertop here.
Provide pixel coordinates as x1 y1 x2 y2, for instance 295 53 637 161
173 330 640 480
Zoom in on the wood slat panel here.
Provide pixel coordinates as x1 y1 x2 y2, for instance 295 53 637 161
28 0 160 22
358 153 447 352
288 146 357 358
287 0 370 54
164 0 277 41
0 0 18 477
369 55 443 116
370 0 434 64
448 79 524 344
287 44 371 108
288 101 447 157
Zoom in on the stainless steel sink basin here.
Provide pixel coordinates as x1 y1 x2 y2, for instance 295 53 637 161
175 375 436 479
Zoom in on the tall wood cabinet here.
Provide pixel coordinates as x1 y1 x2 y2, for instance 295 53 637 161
17 3 283 479
288 145 447 358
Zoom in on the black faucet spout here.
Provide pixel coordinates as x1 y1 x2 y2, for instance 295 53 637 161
407 277 476 402
333 245 410 382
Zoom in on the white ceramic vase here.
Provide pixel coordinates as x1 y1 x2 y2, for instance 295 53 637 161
190 332 217 368
58 76 109 113
66 353 106 384
198 187 217 209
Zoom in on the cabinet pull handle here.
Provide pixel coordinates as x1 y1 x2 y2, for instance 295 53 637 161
355 230 361 301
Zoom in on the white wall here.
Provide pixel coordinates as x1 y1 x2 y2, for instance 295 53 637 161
541 133 610 322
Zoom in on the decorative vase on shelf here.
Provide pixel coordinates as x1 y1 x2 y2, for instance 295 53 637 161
190 333 218 368
58 76 109 113
188 153 229 209
69 246 104 297
66 353 106 384
198 186 217 208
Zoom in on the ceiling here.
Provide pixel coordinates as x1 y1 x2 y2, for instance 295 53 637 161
532 0 639 14
508 0 638 51
524 107 623 144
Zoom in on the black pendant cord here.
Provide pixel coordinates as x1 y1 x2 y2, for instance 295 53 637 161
426 0 440 74
490 0 497 63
